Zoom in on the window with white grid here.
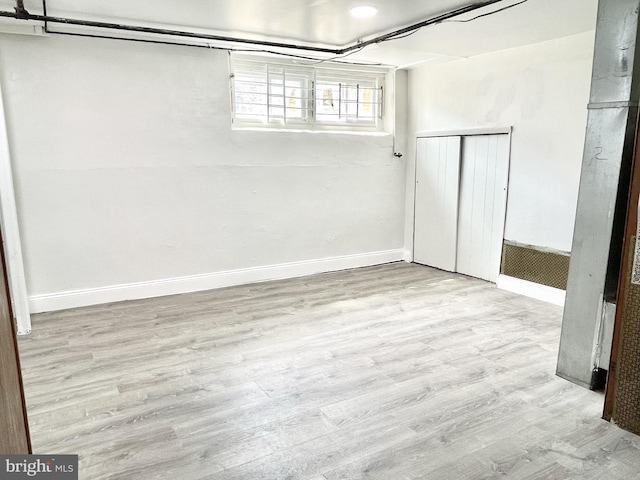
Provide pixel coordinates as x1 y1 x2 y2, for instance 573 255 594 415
231 57 385 131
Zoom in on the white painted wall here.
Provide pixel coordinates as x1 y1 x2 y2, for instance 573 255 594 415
0 34 406 311
406 32 595 253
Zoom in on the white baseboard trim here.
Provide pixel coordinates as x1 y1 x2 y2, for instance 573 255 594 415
496 274 566 307
403 250 413 263
29 249 405 314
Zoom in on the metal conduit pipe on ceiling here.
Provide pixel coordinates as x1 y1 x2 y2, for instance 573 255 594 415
1 0 508 55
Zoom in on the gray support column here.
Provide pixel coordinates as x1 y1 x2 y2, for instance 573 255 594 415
558 0 640 388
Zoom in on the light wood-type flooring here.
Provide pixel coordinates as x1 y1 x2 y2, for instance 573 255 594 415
17 263 640 479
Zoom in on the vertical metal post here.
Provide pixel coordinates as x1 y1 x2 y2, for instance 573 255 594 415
558 0 640 388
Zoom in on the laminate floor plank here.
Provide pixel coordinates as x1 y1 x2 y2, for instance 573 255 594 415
17 263 640 479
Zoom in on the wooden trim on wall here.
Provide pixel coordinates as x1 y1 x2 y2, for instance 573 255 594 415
0 226 31 453
604 113 640 421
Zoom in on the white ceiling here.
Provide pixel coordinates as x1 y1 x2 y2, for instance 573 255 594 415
3 0 598 67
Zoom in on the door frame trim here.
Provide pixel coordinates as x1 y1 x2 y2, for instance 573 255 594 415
0 77 31 335
416 126 512 139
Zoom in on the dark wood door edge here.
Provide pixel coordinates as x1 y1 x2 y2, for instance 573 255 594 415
604 111 640 421
0 226 31 453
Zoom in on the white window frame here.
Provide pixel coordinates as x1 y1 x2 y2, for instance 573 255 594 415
230 55 387 132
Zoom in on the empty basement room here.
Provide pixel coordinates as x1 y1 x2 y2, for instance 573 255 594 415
2 0 640 479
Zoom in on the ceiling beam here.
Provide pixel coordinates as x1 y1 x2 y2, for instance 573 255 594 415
0 0 508 55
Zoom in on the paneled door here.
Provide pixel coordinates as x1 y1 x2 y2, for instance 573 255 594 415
414 136 461 272
414 134 510 282
456 135 510 282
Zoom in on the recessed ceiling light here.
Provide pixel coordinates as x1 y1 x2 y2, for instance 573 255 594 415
350 5 378 19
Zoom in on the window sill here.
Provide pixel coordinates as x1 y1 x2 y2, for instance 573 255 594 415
231 126 391 137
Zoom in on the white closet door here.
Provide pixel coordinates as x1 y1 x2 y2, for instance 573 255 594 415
456 134 510 282
414 136 461 272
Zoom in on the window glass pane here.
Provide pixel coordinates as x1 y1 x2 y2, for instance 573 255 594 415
286 79 304 119
359 83 377 119
234 74 268 119
269 73 284 120
342 84 358 119
316 82 341 122
315 77 379 124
